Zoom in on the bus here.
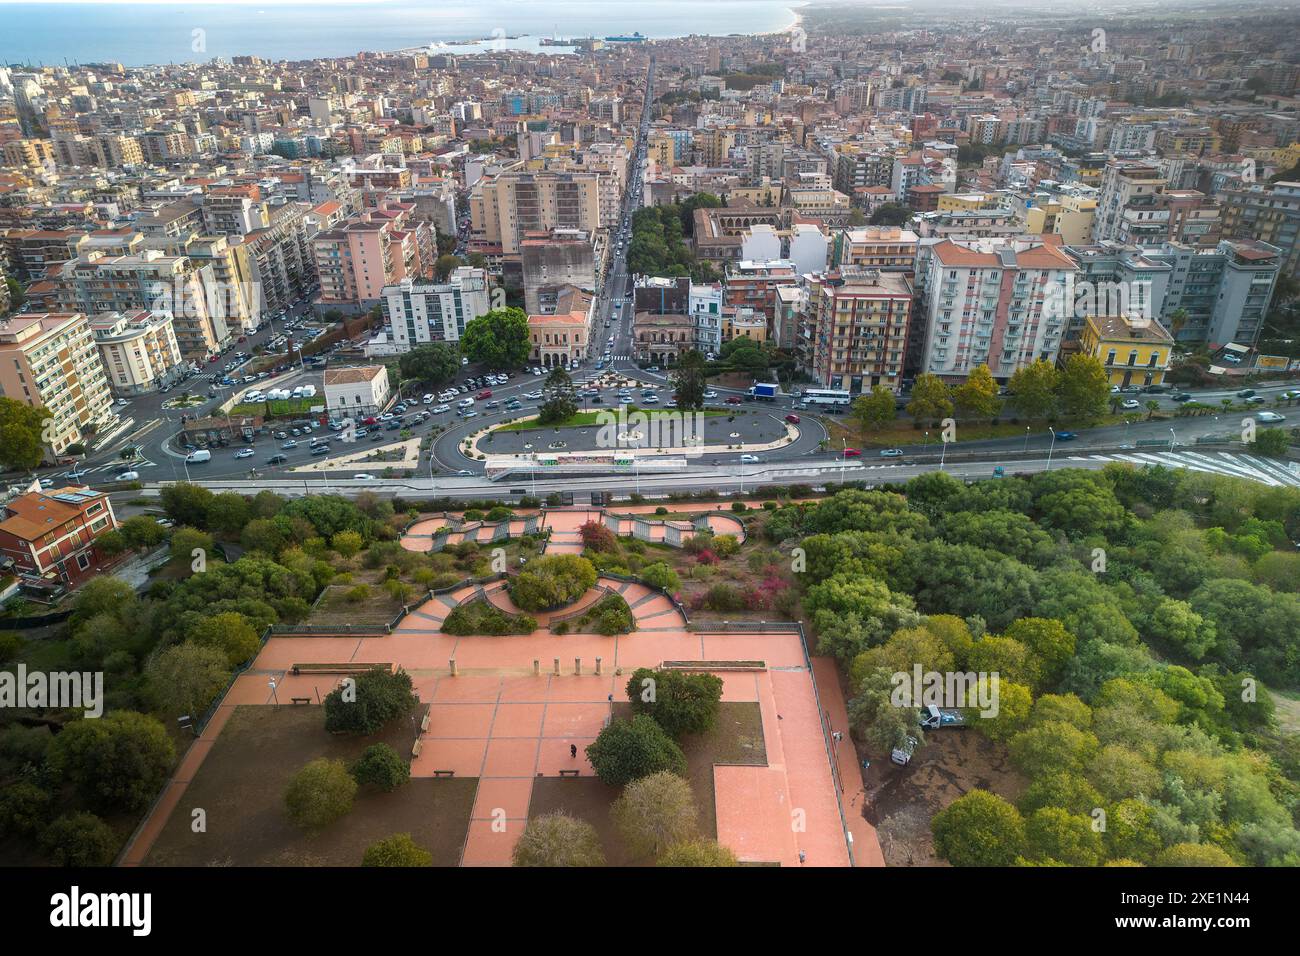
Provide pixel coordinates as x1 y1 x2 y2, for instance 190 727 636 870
799 388 852 409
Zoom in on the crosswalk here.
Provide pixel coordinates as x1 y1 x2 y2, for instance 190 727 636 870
1075 451 1300 488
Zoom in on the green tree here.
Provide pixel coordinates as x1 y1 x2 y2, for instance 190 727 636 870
1009 721 1100 778
207 492 250 536
0 781 51 837
672 349 708 410
461 307 530 369
538 365 577 424
1251 428 1290 458
284 758 357 829
1023 806 1104 866
0 396 50 470
512 812 605 866
1007 360 1059 420
1154 843 1237 867
363 833 432 867
398 343 460 386
639 562 681 593
851 385 898 435
905 373 954 422
868 203 913 226
612 771 698 856
847 667 923 753
952 364 1001 420
657 839 739 866
626 668 723 738
932 790 1027 866
323 666 417 735
586 715 687 786
145 642 232 719
118 514 167 550
351 743 410 792
40 813 118 867
191 611 261 667
48 712 175 813
1058 354 1110 421
509 554 597 611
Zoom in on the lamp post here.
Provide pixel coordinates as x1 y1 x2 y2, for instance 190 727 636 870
1169 426 1177 452
840 438 846 485
939 434 948 471
1023 426 1030 453
1046 426 1057 472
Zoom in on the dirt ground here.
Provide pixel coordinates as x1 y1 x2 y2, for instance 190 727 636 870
529 701 767 865
145 704 477 866
859 729 1026 866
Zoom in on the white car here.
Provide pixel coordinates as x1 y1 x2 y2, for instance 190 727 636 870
1256 411 1286 423
115 470 140 481
432 404 451 413
740 454 761 464
352 473 377 480
1121 399 1142 409
524 391 543 400
457 398 475 408
422 393 434 404
703 390 718 399
116 397 129 406
235 448 254 459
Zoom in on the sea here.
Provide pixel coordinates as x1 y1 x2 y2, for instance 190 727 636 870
0 0 802 66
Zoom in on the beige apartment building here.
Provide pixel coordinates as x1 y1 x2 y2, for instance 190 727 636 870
89 309 185 395
471 167 603 257
0 312 116 458
834 226 920 270
313 202 433 312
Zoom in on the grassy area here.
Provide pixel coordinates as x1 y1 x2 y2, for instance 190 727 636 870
230 397 319 418
824 413 1143 449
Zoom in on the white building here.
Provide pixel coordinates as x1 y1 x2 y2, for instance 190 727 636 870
376 266 492 354
89 309 185 395
323 365 393 419
789 223 830 276
741 223 782 262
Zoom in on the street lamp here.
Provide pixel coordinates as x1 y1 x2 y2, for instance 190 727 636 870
840 438 846 485
1046 426 1057 472
1023 426 1030 453
939 434 948 471
1168 426 1177 452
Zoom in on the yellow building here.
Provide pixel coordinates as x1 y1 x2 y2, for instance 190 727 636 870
720 307 767 345
938 193 1004 213
1079 314 1174 388
1024 192 1096 245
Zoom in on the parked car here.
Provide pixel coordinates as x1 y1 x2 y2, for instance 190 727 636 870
281 440 298 449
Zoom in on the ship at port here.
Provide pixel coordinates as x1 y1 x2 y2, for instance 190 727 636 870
604 32 647 42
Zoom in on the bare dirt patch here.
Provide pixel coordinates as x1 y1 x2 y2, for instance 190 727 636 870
859 729 1026 867
145 704 476 866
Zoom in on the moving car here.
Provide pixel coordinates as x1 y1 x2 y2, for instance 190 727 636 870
476 389 493 400
267 454 288 465
740 454 761 464
115 471 140 481
1256 411 1286 423
784 414 801 424
725 396 743 405
234 448 254 459
432 404 451 414
842 448 861 458
352 474 377 481
186 449 211 463
879 448 904 458
1121 399 1142 409
282 440 298 449
1054 431 1078 441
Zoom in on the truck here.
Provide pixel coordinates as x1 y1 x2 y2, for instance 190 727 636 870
890 736 919 766
185 449 211 464
299 384 317 398
920 705 966 730
747 382 780 401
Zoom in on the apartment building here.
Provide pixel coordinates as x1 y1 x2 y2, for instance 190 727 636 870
805 267 912 393
89 309 186 395
45 251 229 361
832 226 920 271
1220 180 1300 279
520 228 596 314
1093 160 1167 244
313 202 433 312
471 167 603 257
920 237 1077 382
375 266 491 353
0 312 116 457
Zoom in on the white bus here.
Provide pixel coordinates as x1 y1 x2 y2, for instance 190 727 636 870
799 388 852 408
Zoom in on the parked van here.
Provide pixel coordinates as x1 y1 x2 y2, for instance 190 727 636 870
186 449 212 463
890 736 918 766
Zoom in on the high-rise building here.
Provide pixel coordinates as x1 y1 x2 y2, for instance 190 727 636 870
805 267 912 393
375 267 491 354
0 312 116 457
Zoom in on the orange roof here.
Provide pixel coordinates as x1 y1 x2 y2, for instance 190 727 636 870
0 488 107 542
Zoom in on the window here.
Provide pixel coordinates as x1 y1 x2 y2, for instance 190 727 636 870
76 553 90 571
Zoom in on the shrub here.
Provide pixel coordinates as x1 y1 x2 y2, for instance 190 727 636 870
0 781 51 837
510 554 598 611
731 501 747 512
346 584 372 603
363 833 432 867
40 813 117 867
586 715 687 786
657 839 739 866
579 520 619 553
442 599 537 636
575 594 635 635
639 562 681 593
285 758 357 829
323 667 417 735
612 772 699 857
351 743 410 792
695 549 719 566
711 534 740 558
702 583 745 612
512 812 605 866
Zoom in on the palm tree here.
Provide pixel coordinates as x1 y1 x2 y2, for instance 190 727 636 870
1145 400 1160 420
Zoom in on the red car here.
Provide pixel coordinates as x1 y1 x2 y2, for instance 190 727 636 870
784 414 800 424
842 448 861 458
476 389 493 400
725 396 743 405
362 416 378 426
